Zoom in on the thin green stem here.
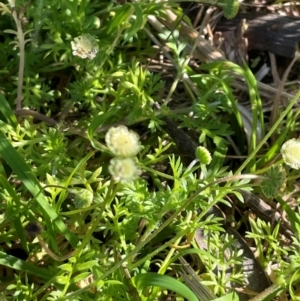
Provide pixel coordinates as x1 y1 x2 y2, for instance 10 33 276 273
7 0 25 110
164 71 183 105
271 53 300 127
74 179 119 257
37 235 74 262
159 211 192 274
236 90 300 174
148 213 192 300
248 284 282 301
163 8 209 106
142 165 175 180
60 179 119 297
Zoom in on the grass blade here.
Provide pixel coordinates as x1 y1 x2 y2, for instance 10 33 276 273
0 131 79 248
0 251 53 280
132 272 199 301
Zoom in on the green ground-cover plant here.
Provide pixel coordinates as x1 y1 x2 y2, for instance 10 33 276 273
1 0 300 300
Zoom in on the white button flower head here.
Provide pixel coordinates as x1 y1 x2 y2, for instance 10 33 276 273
281 138 300 169
105 125 142 158
109 157 139 183
71 34 99 59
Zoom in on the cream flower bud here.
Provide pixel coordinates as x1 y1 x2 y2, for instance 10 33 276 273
105 125 142 157
71 34 99 59
281 138 300 169
108 158 140 183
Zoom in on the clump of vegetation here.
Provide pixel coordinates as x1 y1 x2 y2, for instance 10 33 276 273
1 0 300 300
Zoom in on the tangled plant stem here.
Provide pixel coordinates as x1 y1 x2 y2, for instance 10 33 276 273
60 173 262 300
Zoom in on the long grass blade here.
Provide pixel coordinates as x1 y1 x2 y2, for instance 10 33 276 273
0 131 79 248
